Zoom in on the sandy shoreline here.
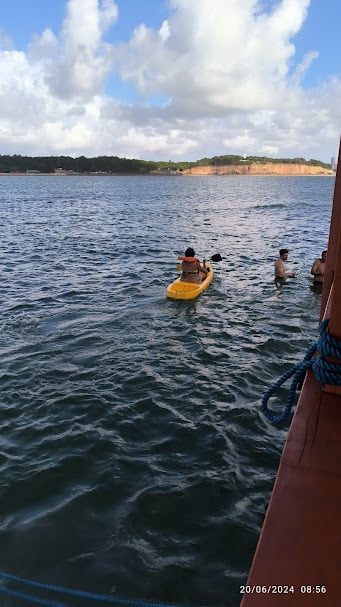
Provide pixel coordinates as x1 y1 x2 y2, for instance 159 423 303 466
0 164 335 177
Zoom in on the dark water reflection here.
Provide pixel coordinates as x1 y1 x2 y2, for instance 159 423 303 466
0 175 334 606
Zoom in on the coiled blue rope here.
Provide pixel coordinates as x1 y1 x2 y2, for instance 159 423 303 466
0 571 179 607
261 318 341 425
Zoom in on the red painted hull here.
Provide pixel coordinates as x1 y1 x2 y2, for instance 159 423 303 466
241 140 341 606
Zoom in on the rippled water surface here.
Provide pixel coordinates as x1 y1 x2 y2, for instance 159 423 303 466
0 175 335 606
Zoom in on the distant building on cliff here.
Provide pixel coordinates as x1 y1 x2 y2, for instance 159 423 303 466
331 157 337 171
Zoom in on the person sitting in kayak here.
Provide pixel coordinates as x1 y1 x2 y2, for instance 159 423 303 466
178 247 209 283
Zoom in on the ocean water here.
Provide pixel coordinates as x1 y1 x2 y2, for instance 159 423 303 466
0 175 335 606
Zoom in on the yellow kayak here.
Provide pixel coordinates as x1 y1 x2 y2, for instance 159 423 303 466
166 261 213 300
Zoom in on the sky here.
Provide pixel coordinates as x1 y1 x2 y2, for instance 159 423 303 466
0 0 340 163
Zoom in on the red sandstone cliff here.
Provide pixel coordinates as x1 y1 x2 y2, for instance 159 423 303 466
181 163 334 176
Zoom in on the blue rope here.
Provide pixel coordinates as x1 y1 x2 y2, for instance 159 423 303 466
0 586 64 607
0 572 180 607
261 318 341 425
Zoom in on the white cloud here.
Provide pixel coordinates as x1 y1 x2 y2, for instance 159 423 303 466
0 0 339 161
118 0 310 112
28 0 119 100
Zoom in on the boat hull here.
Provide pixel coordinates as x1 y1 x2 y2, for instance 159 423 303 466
166 262 213 300
241 136 341 606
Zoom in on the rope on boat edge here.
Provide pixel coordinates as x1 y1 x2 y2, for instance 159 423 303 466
261 318 341 425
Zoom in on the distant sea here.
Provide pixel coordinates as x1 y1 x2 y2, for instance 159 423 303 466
0 175 334 606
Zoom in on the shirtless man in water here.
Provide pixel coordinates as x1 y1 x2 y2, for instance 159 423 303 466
274 248 297 282
310 250 327 284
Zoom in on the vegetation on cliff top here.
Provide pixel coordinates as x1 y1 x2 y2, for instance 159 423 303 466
0 153 332 174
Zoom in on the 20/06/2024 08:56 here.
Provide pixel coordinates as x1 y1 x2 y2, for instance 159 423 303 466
240 585 327 595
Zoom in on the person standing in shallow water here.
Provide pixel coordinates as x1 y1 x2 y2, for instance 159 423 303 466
179 247 209 283
274 248 297 284
310 250 327 284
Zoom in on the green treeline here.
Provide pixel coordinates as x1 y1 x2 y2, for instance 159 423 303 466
0 154 157 174
197 155 331 168
0 153 332 174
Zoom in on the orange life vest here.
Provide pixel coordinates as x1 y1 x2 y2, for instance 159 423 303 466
178 256 200 263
